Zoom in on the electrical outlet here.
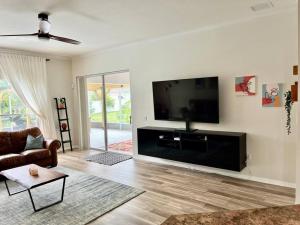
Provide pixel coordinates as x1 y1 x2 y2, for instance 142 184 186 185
144 116 148 121
247 153 252 161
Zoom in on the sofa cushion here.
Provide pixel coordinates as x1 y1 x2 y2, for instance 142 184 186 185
0 132 12 155
0 154 26 171
10 127 42 153
24 134 44 150
21 149 51 163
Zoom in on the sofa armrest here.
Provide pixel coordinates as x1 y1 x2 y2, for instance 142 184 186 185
44 139 61 167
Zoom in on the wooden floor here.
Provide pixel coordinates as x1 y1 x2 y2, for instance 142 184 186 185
58 150 295 225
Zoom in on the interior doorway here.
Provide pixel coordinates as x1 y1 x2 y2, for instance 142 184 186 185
86 71 133 154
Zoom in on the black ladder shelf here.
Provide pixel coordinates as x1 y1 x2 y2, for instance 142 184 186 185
54 97 73 153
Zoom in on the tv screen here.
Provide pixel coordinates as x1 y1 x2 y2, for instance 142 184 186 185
152 77 219 123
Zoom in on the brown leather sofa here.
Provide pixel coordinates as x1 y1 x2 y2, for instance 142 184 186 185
0 127 61 171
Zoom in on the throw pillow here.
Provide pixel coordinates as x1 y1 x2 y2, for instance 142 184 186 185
24 134 44 150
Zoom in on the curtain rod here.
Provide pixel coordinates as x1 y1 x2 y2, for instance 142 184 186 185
0 48 53 61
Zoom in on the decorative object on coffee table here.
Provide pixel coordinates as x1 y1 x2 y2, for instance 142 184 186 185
29 165 39 176
54 97 73 153
0 164 68 212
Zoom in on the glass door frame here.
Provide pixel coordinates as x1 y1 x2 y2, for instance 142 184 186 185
83 69 130 152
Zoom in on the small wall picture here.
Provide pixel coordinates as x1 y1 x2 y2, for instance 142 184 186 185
235 75 256 96
262 83 283 107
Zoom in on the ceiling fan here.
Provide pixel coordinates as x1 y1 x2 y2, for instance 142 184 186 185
0 12 81 45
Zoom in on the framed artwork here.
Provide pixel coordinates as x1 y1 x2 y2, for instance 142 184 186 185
262 83 283 107
235 75 256 96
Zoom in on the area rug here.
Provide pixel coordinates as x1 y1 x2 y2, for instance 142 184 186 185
86 152 133 166
161 205 300 225
108 140 133 152
0 167 144 225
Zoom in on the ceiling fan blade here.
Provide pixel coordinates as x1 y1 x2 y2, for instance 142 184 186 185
0 33 38 37
49 34 81 45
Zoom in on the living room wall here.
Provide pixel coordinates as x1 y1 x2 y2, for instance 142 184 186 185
72 11 298 186
46 58 75 148
296 2 300 203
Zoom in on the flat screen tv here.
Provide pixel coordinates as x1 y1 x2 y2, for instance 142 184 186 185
152 76 219 123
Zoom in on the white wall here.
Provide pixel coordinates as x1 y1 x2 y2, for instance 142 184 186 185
46 58 75 148
72 11 298 186
296 2 300 203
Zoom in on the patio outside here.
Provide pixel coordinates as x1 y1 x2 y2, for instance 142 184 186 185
90 128 132 152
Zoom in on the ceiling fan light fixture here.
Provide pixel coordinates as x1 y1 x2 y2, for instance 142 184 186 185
39 20 51 34
0 12 81 45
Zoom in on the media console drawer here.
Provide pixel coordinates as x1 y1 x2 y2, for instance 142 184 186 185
137 126 246 172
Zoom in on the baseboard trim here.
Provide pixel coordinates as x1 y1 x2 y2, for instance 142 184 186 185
58 145 79 152
135 154 296 189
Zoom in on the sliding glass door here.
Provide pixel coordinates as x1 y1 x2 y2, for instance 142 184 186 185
86 76 107 150
105 72 132 154
85 71 132 154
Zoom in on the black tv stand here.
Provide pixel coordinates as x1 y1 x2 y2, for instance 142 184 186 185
185 119 197 133
174 120 198 133
174 128 198 133
137 126 247 172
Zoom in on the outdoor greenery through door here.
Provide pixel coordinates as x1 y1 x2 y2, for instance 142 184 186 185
88 89 131 124
0 80 37 131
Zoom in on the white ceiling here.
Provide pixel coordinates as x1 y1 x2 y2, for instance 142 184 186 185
0 0 297 57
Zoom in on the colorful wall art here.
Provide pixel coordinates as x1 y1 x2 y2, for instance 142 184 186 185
235 75 256 96
262 83 283 107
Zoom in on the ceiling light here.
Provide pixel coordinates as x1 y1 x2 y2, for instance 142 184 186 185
39 20 51 34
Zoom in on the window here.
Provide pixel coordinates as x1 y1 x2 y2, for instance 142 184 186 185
0 80 38 131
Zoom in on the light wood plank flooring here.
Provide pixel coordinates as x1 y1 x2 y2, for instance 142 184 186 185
58 150 295 225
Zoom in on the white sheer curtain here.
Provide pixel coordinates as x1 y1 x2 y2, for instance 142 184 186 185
0 53 56 138
77 76 89 149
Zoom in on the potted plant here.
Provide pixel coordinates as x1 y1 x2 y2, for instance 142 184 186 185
284 90 293 135
58 98 65 109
